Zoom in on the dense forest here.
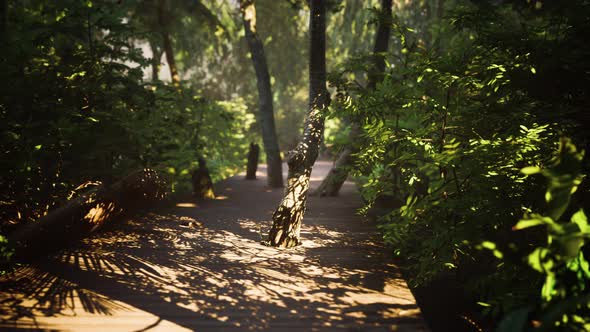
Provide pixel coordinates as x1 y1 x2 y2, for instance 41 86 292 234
1 0 589 331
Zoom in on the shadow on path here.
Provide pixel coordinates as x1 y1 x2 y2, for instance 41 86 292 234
0 162 428 331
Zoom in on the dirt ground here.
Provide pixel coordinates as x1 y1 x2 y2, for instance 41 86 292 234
0 161 429 331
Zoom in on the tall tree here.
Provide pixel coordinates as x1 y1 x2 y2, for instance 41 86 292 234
266 0 329 248
312 0 392 197
239 0 284 188
149 40 162 81
157 0 180 86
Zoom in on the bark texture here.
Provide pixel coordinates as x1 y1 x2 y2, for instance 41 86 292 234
7 169 167 262
240 0 283 188
312 0 392 197
267 0 328 248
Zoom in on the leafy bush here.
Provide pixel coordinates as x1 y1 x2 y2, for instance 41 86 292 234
497 139 589 331
0 1 253 232
325 0 590 329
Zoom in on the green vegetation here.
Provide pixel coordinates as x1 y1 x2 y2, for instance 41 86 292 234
1 0 589 330
325 1 590 330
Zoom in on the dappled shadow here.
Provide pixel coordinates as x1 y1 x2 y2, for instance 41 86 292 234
0 162 428 331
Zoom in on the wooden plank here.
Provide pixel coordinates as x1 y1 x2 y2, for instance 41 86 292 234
0 161 429 331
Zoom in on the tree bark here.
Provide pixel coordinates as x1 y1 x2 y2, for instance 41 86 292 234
149 40 162 82
266 0 329 248
246 142 260 180
192 157 215 199
239 0 284 188
156 0 215 198
162 32 180 85
189 0 226 32
157 0 180 86
7 169 167 262
311 0 392 197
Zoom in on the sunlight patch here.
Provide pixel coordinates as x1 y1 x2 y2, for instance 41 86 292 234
176 202 197 208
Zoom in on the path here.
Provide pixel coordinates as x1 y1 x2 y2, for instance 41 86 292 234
0 161 429 331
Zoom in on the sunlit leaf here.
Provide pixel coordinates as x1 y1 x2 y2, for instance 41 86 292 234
521 166 541 175
514 215 554 230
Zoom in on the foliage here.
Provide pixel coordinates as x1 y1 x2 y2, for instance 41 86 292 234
0 0 252 234
497 139 589 332
325 0 590 329
1 0 589 329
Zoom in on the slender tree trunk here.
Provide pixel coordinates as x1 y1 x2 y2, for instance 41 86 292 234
162 32 180 85
155 0 214 198
311 125 359 196
266 0 329 248
149 40 162 82
0 0 7 44
239 0 283 187
157 0 180 86
311 0 392 197
366 0 392 90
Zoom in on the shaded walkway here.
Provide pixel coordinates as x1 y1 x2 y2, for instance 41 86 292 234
0 161 429 331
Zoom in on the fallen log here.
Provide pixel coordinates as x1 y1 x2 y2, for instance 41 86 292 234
7 168 167 262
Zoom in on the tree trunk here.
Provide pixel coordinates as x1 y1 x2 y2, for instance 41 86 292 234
7 169 167 262
311 125 360 196
192 157 215 199
266 0 329 248
156 0 215 198
240 0 283 188
246 142 260 180
157 0 180 86
311 0 392 197
149 40 162 82
162 32 180 85
0 0 7 43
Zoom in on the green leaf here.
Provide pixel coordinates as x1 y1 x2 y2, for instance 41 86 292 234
521 166 541 175
481 241 496 250
541 274 556 300
514 215 554 230
571 210 588 233
34 144 42 150
528 247 552 273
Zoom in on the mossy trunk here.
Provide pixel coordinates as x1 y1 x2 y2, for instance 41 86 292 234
267 0 328 248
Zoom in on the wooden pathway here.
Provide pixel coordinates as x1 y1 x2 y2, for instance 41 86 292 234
0 161 429 331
